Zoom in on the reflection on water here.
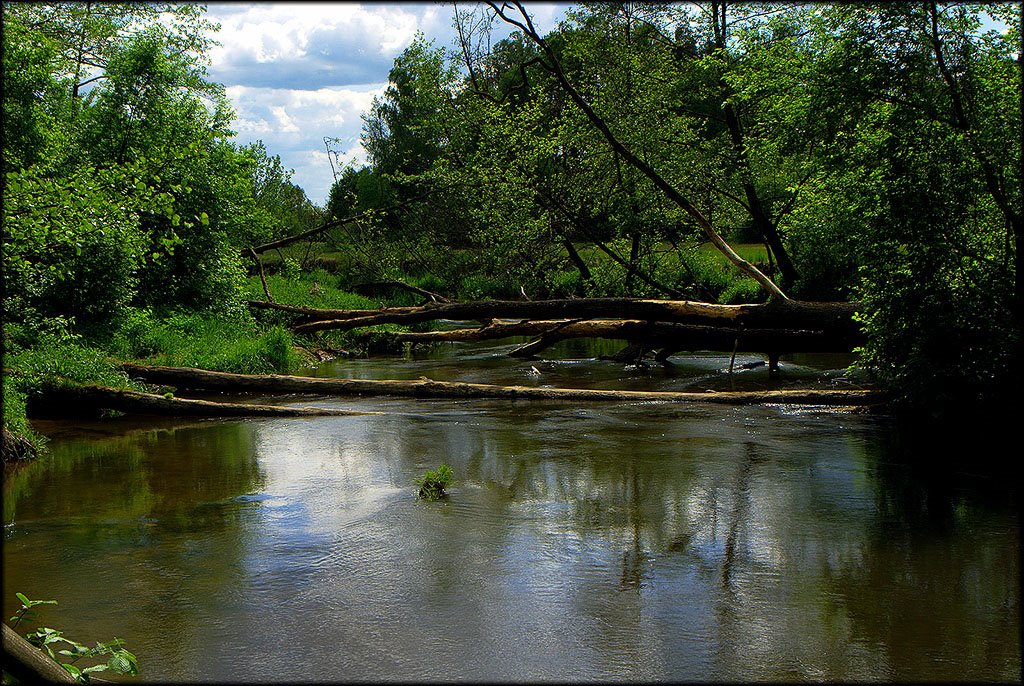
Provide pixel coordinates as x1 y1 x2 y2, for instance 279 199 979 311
2 346 1019 682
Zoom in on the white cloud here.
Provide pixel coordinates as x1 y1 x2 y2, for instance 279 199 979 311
207 2 424 89
223 84 386 203
203 2 572 205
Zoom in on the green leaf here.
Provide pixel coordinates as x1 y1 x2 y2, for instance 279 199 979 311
60 663 82 679
15 592 30 606
107 651 138 675
199 211 209 226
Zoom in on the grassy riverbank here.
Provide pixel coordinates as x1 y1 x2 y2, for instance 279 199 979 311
1 272 405 462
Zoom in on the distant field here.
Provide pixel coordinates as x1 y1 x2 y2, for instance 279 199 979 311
697 241 769 265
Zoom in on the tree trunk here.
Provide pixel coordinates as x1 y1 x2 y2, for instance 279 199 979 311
714 0 799 286
562 239 592 294
2 623 78 684
625 231 642 295
118 363 885 406
346 318 858 357
285 297 861 337
33 385 380 419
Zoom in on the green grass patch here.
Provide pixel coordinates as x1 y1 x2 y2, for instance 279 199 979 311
3 325 151 452
697 241 770 266
243 269 378 311
109 309 300 374
417 463 454 500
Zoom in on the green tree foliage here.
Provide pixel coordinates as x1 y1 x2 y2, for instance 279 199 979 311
1 3 317 441
827 3 1021 415
329 2 1020 417
2 3 315 322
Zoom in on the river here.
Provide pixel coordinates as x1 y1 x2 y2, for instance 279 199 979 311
3 342 1020 682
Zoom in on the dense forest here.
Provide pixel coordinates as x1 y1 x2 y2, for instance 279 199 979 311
2 2 1022 461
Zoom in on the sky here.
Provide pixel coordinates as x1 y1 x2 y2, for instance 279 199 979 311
202 2 572 206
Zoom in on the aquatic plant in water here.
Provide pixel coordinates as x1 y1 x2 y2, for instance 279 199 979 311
417 464 453 500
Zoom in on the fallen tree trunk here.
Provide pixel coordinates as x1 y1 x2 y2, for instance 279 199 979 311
290 297 861 338
247 300 421 321
118 363 885 406
37 385 380 418
2 623 79 684
345 319 858 357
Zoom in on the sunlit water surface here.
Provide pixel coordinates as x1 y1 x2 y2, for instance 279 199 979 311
3 343 1019 682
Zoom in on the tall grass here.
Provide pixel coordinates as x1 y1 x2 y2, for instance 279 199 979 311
110 309 300 374
3 325 150 456
243 269 378 311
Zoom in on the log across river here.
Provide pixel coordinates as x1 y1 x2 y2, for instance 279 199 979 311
117 363 885 408
249 297 863 359
256 297 862 338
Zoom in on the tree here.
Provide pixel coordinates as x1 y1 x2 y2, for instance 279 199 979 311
478 1 788 299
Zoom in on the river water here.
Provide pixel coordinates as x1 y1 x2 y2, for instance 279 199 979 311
3 342 1020 682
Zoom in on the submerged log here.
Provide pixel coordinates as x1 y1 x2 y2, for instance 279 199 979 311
119 363 885 406
290 297 861 338
38 385 380 418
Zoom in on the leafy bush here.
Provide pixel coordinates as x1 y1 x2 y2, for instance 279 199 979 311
2 166 153 329
854 113 1016 418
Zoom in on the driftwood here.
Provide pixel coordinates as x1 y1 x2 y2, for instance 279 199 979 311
118 363 885 406
37 385 381 418
344 319 856 357
2 426 37 464
289 297 861 339
247 300 421 321
2 623 79 683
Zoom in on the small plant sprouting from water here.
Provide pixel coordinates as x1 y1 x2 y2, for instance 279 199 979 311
9 592 139 683
417 463 454 500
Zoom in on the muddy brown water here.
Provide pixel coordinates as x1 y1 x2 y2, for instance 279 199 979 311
3 342 1020 682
